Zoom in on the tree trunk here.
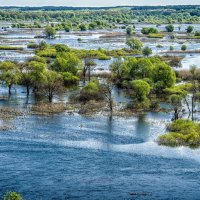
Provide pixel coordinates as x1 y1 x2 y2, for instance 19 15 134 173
8 85 12 95
191 94 194 121
26 85 30 96
109 99 113 113
48 88 53 103
174 109 179 120
88 66 91 82
48 95 53 103
184 96 191 114
83 67 86 85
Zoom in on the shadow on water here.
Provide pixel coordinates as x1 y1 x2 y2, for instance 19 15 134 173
135 113 150 141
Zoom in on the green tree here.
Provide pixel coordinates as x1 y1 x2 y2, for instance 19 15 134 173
126 38 143 51
44 26 56 39
169 94 183 120
64 25 71 32
61 72 79 86
81 51 97 83
28 61 46 91
0 61 20 94
152 63 176 91
20 61 46 96
126 26 133 35
79 80 102 102
55 44 70 53
110 57 125 85
79 24 87 31
142 47 152 57
186 25 194 33
38 40 47 50
190 65 197 121
181 45 187 51
52 52 80 75
41 70 64 103
165 24 174 32
123 58 154 80
141 27 158 34
131 80 150 102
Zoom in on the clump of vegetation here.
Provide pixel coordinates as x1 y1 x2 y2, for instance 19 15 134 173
0 61 21 94
126 26 134 35
181 45 187 51
44 26 56 39
147 33 164 38
161 56 183 67
141 27 158 35
2 191 23 200
126 38 143 51
27 42 38 49
194 31 200 37
0 46 23 51
130 79 151 109
142 47 152 57
31 103 66 115
0 108 24 119
186 25 194 33
158 119 200 148
79 80 104 102
165 24 174 32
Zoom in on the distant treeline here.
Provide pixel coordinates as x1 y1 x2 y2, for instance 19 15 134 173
0 5 199 11
0 5 200 24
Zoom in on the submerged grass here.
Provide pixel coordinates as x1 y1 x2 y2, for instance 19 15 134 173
147 33 164 38
0 46 23 50
31 103 66 115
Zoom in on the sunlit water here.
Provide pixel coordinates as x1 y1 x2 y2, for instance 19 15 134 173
0 86 200 200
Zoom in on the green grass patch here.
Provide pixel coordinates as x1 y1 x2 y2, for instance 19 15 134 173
0 46 23 50
147 33 164 38
36 47 57 58
176 36 200 39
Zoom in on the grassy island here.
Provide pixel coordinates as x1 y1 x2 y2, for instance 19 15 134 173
158 119 200 148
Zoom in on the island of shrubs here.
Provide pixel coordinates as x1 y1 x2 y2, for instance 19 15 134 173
158 119 200 148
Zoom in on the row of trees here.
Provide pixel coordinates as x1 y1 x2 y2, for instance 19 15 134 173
140 25 197 34
0 44 82 102
44 24 199 40
1 6 200 24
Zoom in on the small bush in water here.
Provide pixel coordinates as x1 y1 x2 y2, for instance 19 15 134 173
158 119 200 148
2 191 23 200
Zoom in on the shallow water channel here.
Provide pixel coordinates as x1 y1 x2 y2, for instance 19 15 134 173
0 85 200 200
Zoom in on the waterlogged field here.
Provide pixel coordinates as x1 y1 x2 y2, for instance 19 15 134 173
0 22 200 200
1 24 200 70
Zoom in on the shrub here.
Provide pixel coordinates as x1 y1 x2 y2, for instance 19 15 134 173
194 31 200 36
165 24 174 32
27 42 38 49
142 47 152 57
181 45 187 51
141 27 158 35
2 191 23 200
131 80 151 102
158 119 200 147
79 81 103 102
61 72 79 86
